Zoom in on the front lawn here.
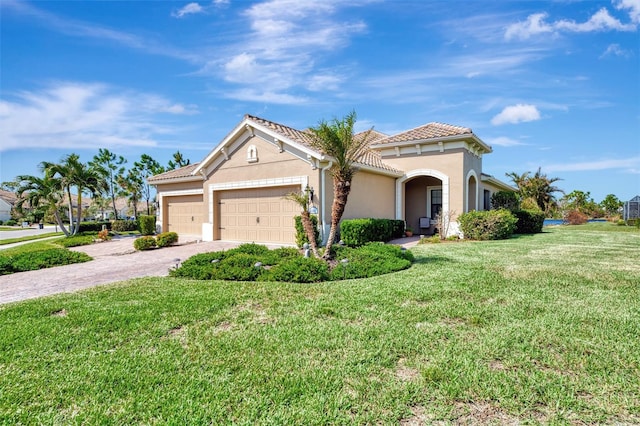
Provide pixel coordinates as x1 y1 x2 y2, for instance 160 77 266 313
0 224 638 423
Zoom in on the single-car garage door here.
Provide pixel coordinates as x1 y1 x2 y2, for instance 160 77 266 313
218 186 298 244
167 194 204 236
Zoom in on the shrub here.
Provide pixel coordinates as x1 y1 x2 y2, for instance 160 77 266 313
5 219 17 227
211 253 266 281
138 215 156 236
97 229 111 241
565 210 588 225
340 218 400 247
57 234 95 248
262 257 329 283
1 249 92 275
617 219 627 226
134 236 157 251
156 232 179 247
419 235 441 244
0 220 4 226
169 251 227 279
112 219 139 232
491 191 519 211
513 209 545 234
78 221 111 233
294 215 320 249
330 242 414 280
458 209 517 240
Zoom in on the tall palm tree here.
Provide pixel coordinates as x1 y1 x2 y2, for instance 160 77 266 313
506 167 563 215
14 170 70 234
308 111 373 259
43 154 107 235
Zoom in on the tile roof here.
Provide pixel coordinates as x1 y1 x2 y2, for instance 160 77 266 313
373 122 472 145
148 163 201 183
0 189 17 205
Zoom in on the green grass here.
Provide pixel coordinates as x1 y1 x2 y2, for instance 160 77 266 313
0 232 64 246
0 224 638 423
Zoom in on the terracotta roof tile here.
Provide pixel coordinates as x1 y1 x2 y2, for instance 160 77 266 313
148 163 200 183
0 189 17 205
373 122 472 145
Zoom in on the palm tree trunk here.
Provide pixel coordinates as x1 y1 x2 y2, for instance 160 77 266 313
65 188 75 235
74 193 83 235
323 178 352 259
53 210 70 236
300 210 319 257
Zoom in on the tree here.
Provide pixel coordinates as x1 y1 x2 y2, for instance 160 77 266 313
600 194 623 217
14 169 69 234
285 187 319 257
506 167 563 216
562 190 601 217
133 154 165 215
42 154 107 235
308 111 373 259
167 150 191 170
118 169 143 218
0 181 19 192
89 149 127 219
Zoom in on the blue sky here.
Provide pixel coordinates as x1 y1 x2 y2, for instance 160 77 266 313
1 0 639 203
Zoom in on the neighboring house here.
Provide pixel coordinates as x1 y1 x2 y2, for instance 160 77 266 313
623 195 640 221
149 114 514 244
0 190 17 222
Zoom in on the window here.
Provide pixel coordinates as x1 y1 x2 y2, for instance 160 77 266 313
484 190 491 210
427 187 442 219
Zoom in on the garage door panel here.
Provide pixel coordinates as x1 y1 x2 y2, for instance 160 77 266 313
219 185 299 244
167 194 203 236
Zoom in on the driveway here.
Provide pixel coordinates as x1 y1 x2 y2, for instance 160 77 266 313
0 236 246 305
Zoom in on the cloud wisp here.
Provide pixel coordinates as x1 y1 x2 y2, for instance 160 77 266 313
491 104 541 125
545 157 640 173
0 82 196 152
172 2 204 18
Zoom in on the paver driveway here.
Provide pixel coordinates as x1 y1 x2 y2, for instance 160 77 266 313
0 236 246 305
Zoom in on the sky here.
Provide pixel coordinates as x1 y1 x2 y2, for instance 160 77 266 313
1 0 639 203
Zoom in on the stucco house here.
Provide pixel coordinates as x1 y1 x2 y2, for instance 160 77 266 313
0 189 17 223
149 114 514 244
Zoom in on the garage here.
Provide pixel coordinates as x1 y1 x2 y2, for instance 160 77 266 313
166 194 204 236
218 186 299 244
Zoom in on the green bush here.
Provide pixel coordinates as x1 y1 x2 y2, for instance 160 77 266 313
0 220 4 226
491 191 519 211
330 242 414 280
340 218 399 247
294 215 320 249
138 215 156 236
211 253 266 281
458 209 517 240
262 256 329 283
513 209 545 234
134 236 157 251
78 221 111 233
57 234 96 248
0 249 92 275
5 219 17 227
169 251 227 280
112 219 139 232
156 232 179 247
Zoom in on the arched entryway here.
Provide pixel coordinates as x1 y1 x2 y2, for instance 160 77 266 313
466 170 478 212
396 169 449 235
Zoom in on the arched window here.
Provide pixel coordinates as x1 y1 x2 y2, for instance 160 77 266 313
247 145 258 163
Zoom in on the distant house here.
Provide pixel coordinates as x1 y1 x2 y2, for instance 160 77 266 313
0 189 17 222
149 114 514 244
623 195 640 221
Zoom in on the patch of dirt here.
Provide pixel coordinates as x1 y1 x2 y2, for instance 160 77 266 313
51 309 67 317
214 321 233 333
452 401 522 425
440 317 466 327
164 325 188 349
396 358 420 382
488 360 508 371
400 406 432 425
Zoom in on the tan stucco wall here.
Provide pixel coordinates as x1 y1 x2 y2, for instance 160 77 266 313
341 171 396 220
463 151 483 212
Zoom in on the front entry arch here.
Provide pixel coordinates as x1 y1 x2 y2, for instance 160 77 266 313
396 169 449 234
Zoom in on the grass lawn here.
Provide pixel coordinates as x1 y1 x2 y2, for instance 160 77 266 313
0 224 638 424
0 232 64 246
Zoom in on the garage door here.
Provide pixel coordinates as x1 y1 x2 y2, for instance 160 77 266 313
218 186 299 244
167 194 204 236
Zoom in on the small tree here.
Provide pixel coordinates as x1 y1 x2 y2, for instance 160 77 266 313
90 148 127 219
600 194 623 218
434 210 455 240
285 188 319 257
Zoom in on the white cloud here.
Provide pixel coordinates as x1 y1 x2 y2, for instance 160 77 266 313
616 0 640 23
491 104 541 125
545 157 640 172
0 82 193 152
600 43 632 58
505 7 637 40
172 3 204 18
487 136 525 147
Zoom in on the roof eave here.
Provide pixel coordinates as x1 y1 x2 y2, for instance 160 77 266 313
371 133 492 154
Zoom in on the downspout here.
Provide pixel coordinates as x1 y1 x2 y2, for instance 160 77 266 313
320 161 333 245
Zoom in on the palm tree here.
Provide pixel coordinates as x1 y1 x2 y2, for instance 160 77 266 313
308 111 373 259
118 169 143 218
14 170 70 234
43 154 107 235
285 187 319 258
506 167 563 215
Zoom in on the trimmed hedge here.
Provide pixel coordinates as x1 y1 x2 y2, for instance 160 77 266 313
134 236 157 250
78 221 111 233
170 242 414 282
458 209 517 240
340 218 405 247
294 215 320 249
513 209 545 234
138 215 156 236
491 191 519 211
112 219 139 232
0 249 92 275
57 234 96 248
156 232 179 248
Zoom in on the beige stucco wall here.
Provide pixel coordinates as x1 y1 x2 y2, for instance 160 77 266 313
342 171 396 220
463 150 483 212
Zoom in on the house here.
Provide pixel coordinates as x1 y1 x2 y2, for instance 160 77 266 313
149 114 514 244
623 195 640 221
0 189 17 222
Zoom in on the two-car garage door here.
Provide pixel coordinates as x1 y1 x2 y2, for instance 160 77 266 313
218 186 298 244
